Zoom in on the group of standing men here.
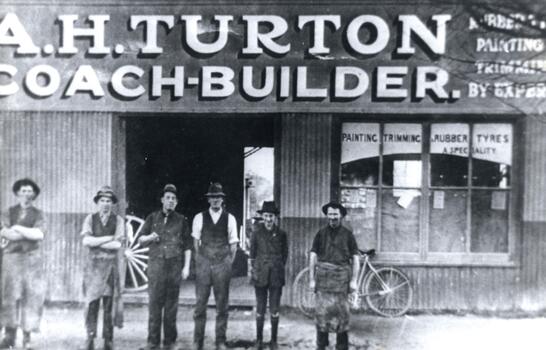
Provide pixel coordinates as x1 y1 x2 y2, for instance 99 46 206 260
0 178 361 350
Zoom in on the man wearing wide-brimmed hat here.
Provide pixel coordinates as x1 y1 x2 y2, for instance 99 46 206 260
138 184 192 350
80 186 126 350
309 202 359 350
191 182 238 350
249 201 288 350
0 178 46 350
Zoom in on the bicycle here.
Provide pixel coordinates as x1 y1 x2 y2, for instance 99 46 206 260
292 249 412 318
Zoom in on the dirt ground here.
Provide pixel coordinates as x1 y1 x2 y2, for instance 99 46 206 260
11 305 546 350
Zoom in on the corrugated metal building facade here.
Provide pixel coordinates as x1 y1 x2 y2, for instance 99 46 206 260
1 0 546 312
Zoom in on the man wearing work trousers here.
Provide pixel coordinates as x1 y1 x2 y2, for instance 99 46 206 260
309 202 360 350
138 184 192 350
0 178 46 350
81 186 125 350
192 182 238 350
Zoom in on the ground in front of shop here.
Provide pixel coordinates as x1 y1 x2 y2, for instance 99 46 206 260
16 305 546 350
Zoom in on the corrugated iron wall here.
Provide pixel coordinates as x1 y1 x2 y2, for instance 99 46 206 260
519 116 546 311
279 114 332 305
0 111 113 301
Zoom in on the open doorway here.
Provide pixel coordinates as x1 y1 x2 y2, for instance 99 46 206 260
124 115 276 303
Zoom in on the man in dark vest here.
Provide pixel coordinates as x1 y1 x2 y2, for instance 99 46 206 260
192 183 238 350
0 178 46 350
138 184 192 350
81 186 125 350
309 202 359 350
249 201 288 350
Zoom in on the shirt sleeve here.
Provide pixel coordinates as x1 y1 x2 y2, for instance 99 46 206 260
191 213 203 240
1 210 9 228
310 231 321 255
181 216 192 252
80 214 93 236
281 231 288 265
33 209 47 235
348 231 359 256
227 214 239 244
249 229 257 260
139 214 153 236
114 216 126 243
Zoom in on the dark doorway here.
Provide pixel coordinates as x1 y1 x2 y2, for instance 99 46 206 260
124 115 276 303
125 116 275 223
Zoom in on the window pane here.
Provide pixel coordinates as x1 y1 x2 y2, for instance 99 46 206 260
430 124 469 187
382 124 422 186
471 190 509 252
341 123 380 186
380 189 420 252
342 188 378 250
429 190 467 252
472 124 512 188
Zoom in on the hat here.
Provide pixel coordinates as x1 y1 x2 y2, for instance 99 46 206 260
93 186 118 204
257 201 280 215
321 201 347 217
12 178 41 199
205 182 226 197
162 184 178 196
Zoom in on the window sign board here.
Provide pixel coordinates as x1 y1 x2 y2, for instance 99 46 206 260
430 123 470 157
473 124 512 166
383 124 422 155
341 123 380 164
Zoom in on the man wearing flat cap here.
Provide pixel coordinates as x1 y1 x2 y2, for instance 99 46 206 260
192 182 238 350
249 201 288 350
138 184 192 350
80 186 126 350
309 202 359 350
0 178 46 350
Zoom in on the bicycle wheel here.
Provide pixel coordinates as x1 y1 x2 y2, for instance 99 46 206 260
292 267 315 318
363 267 412 317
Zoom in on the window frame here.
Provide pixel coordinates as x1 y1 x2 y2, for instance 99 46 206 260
335 116 522 267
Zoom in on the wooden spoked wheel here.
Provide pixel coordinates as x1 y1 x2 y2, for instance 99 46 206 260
124 215 149 293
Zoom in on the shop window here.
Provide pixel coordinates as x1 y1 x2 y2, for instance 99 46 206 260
340 121 514 265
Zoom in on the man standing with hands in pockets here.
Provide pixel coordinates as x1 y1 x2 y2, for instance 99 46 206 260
138 184 192 350
192 182 238 350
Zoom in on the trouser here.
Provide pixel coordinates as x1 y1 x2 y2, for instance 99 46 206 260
1 251 44 332
147 256 182 346
317 327 349 350
254 286 282 318
85 296 113 340
193 253 231 346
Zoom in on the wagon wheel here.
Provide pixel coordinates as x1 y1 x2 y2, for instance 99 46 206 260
124 215 149 293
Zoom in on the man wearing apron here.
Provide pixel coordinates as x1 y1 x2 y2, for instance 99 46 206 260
192 183 238 350
81 186 125 350
138 184 192 350
249 201 288 350
309 202 359 350
0 178 46 350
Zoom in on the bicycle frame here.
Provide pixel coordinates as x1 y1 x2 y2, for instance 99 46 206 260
355 253 394 297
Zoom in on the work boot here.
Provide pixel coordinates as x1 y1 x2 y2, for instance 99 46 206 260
22 332 34 350
335 331 349 350
104 339 114 350
316 328 329 350
0 327 16 349
255 317 264 349
270 316 279 350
